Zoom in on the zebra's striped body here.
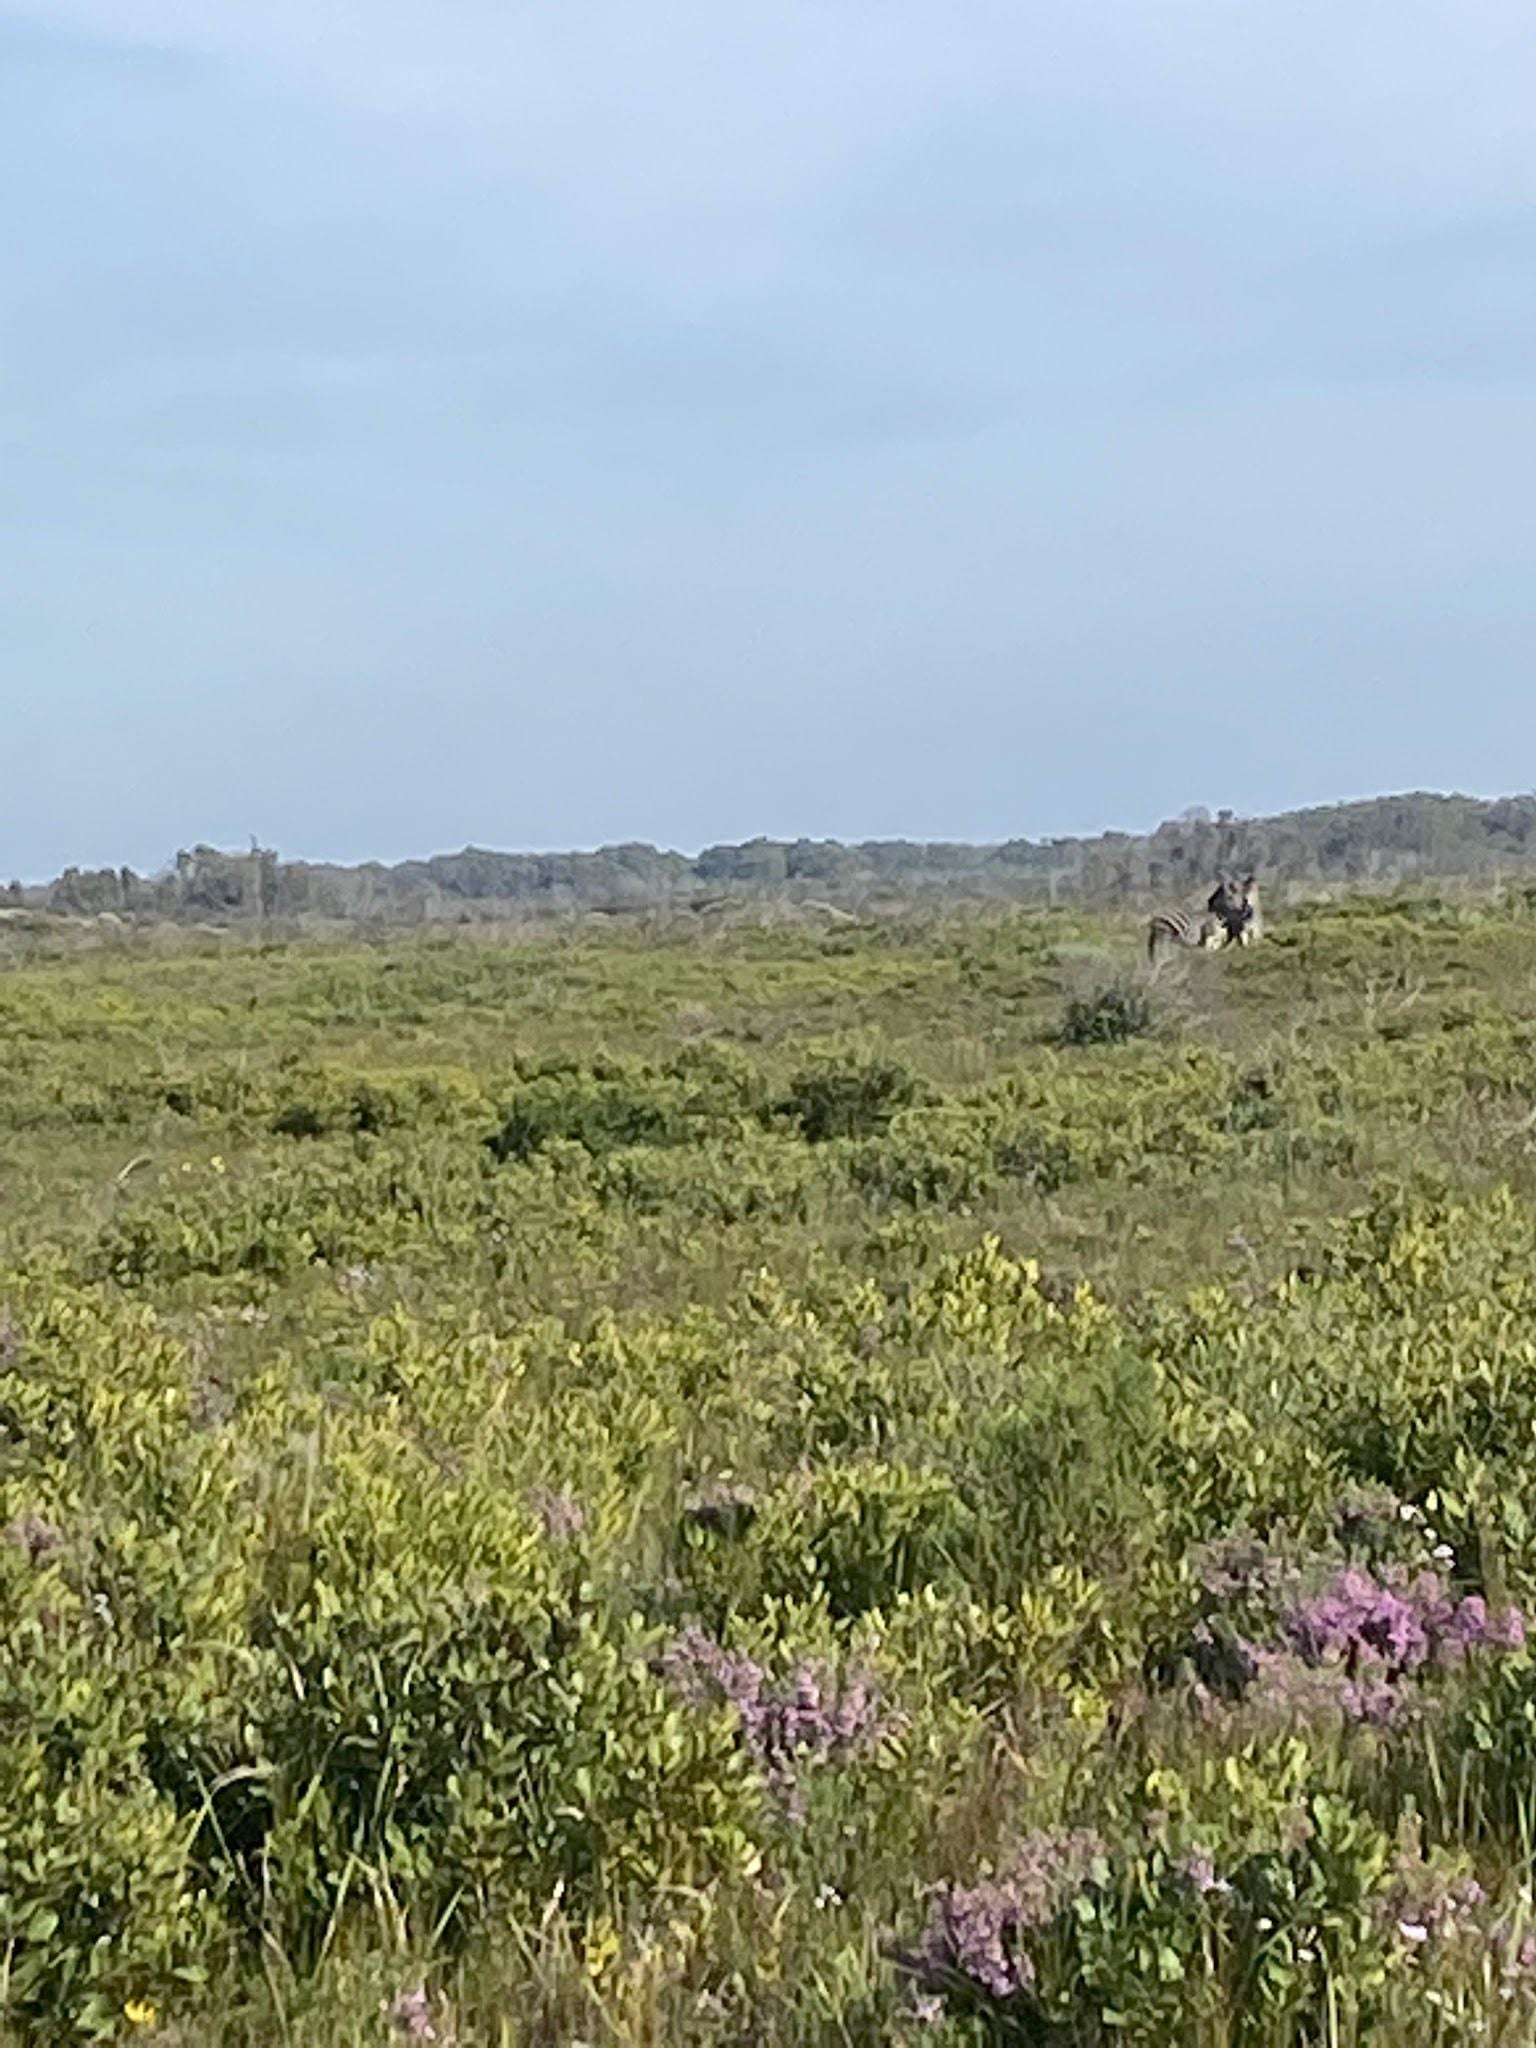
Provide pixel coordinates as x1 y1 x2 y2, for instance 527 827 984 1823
1147 876 1259 963
1147 905 1229 958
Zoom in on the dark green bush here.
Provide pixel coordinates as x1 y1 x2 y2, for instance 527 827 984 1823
271 1102 328 1139
485 1052 765 1162
779 1052 925 1142
1058 982 1155 1046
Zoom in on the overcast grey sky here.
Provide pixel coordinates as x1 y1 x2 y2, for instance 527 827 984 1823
4 1 1535 878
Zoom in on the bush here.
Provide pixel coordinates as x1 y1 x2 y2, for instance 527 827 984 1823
1058 981 1156 1046
779 1052 926 1142
485 1053 763 1162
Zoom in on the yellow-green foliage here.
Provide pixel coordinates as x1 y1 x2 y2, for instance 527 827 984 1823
8 898 1536 2041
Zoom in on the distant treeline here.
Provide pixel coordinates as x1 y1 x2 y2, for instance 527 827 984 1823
12 791 1536 923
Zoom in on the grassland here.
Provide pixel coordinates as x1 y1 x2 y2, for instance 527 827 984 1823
8 893 1536 2042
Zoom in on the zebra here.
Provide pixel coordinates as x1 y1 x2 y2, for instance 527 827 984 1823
1147 875 1258 963
1225 873 1261 946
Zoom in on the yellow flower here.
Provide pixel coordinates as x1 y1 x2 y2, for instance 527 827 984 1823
124 1998 158 2027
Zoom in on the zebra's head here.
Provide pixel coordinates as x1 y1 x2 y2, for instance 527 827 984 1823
1207 875 1257 943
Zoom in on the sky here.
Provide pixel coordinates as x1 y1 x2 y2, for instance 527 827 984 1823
4 2 1536 879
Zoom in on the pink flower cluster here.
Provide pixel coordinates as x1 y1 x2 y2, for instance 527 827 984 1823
1377 1850 1536 2000
1378 1851 1486 1951
1191 1561 1525 1726
388 1986 454 2043
661 1627 894 1816
1269 1567 1525 1722
1288 1567 1524 1674
915 1832 1107 2004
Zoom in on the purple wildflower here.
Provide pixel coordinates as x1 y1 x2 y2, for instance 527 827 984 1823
1490 1922 1536 1986
1377 1851 1487 1957
1179 1849 1230 1897
921 1879 1037 2001
1246 1641 1412 1727
1224 1565 1530 1723
1286 1566 1430 1673
530 1489 586 1541
661 1628 895 1816
388 1985 453 2042
6 1512 65 1566
914 1833 1106 2008
1442 1595 1528 1655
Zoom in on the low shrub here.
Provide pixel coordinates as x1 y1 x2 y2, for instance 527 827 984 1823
1058 980 1156 1046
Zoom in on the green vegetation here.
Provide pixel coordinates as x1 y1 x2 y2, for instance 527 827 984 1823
15 787 1536 922
1056 982 1156 1048
9 892 1536 2040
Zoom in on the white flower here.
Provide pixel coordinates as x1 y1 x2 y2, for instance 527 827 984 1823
1398 1920 1431 1944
